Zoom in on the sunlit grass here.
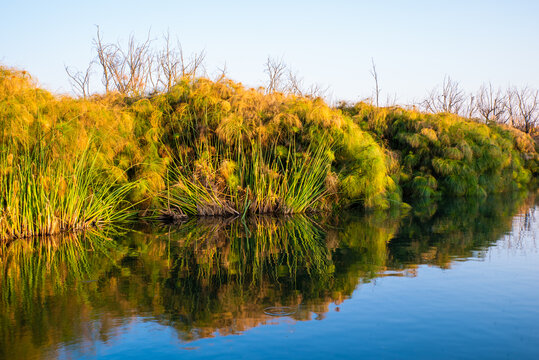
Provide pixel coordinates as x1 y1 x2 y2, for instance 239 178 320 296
158 137 334 217
0 144 136 241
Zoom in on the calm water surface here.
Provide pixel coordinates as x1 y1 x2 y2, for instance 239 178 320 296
1 192 538 359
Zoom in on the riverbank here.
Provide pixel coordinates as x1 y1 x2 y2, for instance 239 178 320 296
1 66 537 240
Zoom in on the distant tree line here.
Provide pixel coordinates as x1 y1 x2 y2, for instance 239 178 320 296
421 76 538 134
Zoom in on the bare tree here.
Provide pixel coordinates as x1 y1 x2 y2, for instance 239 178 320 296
370 58 381 107
147 50 159 93
115 31 153 96
504 87 518 127
154 32 206 91
264 56 287 93
93 25 116 94
423 76 465 114
65 63 92 98
214 62 228 83
287 69 304 96
303 82 330 99
83 27 208 96
463 93 476 119
91 28 155 96
476 83 505 123
286 70 325 98
157 31 180 91
515 86 539 133
178 43 206 80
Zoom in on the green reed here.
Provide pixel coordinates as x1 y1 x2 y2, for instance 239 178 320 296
0 143 136 241
158 135 333 217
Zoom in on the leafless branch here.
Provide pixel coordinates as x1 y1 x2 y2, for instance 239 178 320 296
463 93 476 119
93 25 116 94
178 41 206 80
157 31 181 91
504 87 518 127
423 76 465 114
214 62 228 83
370 58 380 107
65 63 92 98
476 83 505 123
515 86 539 133
264 56 287 93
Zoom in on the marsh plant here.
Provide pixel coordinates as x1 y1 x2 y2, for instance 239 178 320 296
1 67 395 241
1 58 538 240
342 103 538 201
0 145 135 240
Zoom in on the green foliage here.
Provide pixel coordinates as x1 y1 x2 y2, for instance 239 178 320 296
0 144 135 240
0 66 398 235
342 103 538 202
2 65 538 239
142 77 394 216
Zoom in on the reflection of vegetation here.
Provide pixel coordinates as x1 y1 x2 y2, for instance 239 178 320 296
0 230 123 360
387 190 535 269
171 216 331 282
0 191 536 358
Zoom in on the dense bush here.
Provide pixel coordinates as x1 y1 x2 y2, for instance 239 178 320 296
342 103 538 201
136 78 394 216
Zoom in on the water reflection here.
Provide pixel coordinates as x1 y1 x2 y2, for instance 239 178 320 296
387 191 537 269
0 190 537 359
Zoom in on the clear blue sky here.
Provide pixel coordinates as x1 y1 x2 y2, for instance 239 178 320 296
1 0 538 104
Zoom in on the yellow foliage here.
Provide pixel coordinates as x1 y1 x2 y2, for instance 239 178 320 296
420 128 438 142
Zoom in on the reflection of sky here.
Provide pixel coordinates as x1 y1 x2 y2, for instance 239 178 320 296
54 206 539 359
1 1 538 103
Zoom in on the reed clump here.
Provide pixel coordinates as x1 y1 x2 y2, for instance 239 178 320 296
0 147 134 240
1 66 395 239
0 68 136 240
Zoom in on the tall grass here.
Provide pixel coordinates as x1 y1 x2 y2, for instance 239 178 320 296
159 137 334 218
0 143 135 241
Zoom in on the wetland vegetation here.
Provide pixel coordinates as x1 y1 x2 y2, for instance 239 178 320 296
1 57 538 241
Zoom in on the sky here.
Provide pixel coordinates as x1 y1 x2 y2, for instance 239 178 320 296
1 0 538 104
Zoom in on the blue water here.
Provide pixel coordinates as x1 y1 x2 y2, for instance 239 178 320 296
2 193 538 359
58 241 539 360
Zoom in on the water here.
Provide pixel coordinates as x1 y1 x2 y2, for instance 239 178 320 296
1 192 538 359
